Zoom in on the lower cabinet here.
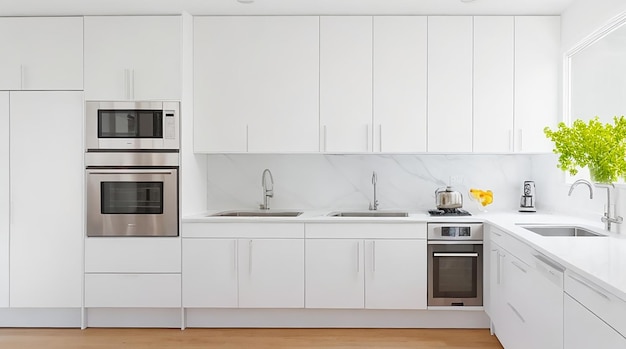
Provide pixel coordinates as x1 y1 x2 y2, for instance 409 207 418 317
182 223 305 308
304 223 427 309
489 227 564 349
564 294 626 349
85 274 181 308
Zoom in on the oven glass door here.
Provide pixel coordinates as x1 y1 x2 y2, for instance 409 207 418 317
87 168 178 237
428 244 483 306
98 110 163 139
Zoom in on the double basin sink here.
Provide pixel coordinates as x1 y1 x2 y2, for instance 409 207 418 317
210 210 409 218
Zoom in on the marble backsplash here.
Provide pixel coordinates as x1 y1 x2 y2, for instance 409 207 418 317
203 153 539 214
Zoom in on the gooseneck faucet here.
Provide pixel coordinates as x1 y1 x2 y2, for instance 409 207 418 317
260 169 274 210
369 171 379 211
594 183 623 231
568 179 594 199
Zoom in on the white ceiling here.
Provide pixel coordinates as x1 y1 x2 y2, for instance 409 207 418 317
0 0 576 17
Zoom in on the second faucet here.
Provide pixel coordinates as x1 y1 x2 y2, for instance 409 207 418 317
369 171 379 211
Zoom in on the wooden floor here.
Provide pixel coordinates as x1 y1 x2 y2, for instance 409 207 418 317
0 328 503 349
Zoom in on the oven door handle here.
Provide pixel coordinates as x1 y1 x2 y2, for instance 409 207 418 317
432 252 479 258
87 170 175 175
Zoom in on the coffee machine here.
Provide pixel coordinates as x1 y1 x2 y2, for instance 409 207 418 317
519 181 536 212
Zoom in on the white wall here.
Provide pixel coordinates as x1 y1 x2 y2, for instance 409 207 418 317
562 0 626 51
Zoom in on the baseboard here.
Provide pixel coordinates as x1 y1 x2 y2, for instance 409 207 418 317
0 308 81 327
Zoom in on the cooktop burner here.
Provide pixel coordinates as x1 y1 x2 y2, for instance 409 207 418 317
428 208 472 216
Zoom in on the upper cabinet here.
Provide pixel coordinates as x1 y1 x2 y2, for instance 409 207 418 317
473 16 515 153
373 16 427 153
514 16 560 153
194 16 319 153
0 17 83 91
320 16 373 153
84 16 182 101
427 17 473 152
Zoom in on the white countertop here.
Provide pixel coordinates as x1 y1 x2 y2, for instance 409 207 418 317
183 209 626 303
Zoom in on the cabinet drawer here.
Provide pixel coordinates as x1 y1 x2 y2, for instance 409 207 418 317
85 238 181 273
305 223 426 239
85 274 181 308
183 222 304 238
565 271 626 337
490 226 533 266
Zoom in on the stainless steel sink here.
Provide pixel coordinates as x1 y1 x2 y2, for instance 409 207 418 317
519 225 607 237
327 211 409 218
210 210 303 217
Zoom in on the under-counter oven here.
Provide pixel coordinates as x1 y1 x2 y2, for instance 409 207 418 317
427 223 483 306
86 153 179 237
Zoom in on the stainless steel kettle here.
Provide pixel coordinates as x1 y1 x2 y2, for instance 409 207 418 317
435 186 463 209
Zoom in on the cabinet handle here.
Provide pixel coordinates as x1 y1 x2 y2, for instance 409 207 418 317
248 240 253 275
323 125 327 152
533 254 564 272
433 252 479 258
378 124 383 152
511 260 527 273
507 302 526 323
568 275 611 301
19 64 24 90
492 231 502 237
124 69 128 99
356 241 360 273
372 241 376 272
496 251 501 285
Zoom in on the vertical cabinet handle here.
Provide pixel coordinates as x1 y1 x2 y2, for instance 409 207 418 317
248 240 253 274
124 69 129 100
233 240 238 272
19 65 24 90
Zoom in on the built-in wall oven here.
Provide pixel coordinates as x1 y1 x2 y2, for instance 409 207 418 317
427 223 483 307
85 101 180 237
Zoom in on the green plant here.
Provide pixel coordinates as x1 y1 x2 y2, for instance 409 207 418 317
543 116 626 183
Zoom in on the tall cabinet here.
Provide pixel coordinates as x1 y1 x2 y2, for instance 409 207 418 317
427 16 473 152
0 92 8 308
9 91 83 307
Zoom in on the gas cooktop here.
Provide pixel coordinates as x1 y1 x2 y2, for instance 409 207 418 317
428 208 472 216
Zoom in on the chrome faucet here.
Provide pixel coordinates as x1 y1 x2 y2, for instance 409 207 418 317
594 183 623 231
259 169 274 210
369 171 379 211
568 179 594 199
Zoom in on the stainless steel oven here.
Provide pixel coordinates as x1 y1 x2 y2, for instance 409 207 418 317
86 101 179 151
86 153 179 237
427 223 483 306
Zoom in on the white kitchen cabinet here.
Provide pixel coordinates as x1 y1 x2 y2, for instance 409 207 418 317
305 223 426 309
364 239 426 309
372 16 427 153
320 16 373 153
514 16 560 153
9 91 83 308
84 16 181 100
193 16 319 153
306 239 365 309
182 223 305 308
427 16 473 152
0 17 83 91
85 274 181 308
473 16 515 153
85 238 181 273
0 92 8 307
238 238 305 308
564 294 626 349
183 239 238 308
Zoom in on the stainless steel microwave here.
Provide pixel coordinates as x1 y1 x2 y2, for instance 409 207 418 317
86 101 180 151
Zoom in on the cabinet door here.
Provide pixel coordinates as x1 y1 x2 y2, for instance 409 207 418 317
84 16 181 100
498 252 533 349
0 17 83 91
373 16 427 152
238 239 304 308
0 92 8 307
364 240 426 309
473 16 514 153
427 16 473 152
320 16 373 153
182 239 238 308
305 239 364 308
565 294 626 349
527 257 563 349
9 91 83 307
514 16 560 152
194 16 319 153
